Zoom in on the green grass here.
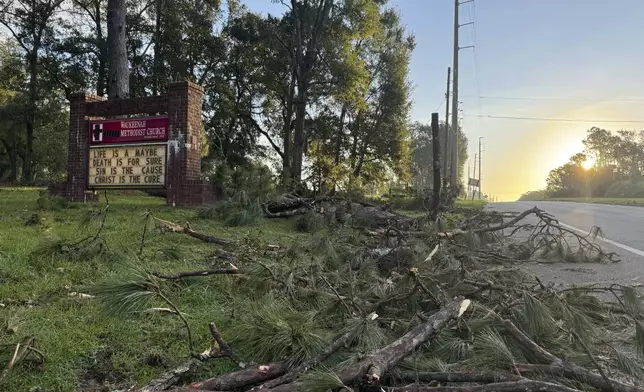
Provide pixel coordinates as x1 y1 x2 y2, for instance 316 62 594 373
0 188 308 391
548 197 644 207
455 199 487 209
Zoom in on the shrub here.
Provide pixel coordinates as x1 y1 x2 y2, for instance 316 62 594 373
517 190 547 201
198 192 263 227
36 191 71 211
294 211 325 233
211 162 275 200
604 181 644 198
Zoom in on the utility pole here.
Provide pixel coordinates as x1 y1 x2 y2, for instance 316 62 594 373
467 160 471 198
450 0 460 186
443 67 451 182
478 137 482 200
430 113 441 220
472 153 477 200
451 0 474 187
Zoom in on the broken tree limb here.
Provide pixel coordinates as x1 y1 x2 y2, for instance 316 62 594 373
262 206 311 218
188 363 288 390
152 266 240 280
249 328 356 391
205 322 246 368
154 218 231 245
338 297 471 386
501 319 642 392
501 319 561 365
515 364 644 392
137 358 202 392
388 379 583 392
397 371 522 384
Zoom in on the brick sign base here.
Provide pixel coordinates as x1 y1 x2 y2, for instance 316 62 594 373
62 82 214 207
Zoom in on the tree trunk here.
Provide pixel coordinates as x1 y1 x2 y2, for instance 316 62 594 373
24 47 38 183
153 0 162 95
107 0 129 99
281 69 296 187
291 78 308 186
96 0 106 96
334 103 347 165
288 0 333 188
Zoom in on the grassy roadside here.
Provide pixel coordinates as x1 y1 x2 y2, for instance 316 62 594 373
547 197 644 207
0 188 308 391
0 188 487 391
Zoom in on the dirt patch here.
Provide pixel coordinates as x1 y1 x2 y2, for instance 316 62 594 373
78 346 129 392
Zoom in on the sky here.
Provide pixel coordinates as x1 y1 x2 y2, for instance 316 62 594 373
244 0 644 201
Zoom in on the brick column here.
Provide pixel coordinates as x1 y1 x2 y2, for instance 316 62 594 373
66 93 105 202
166 81 204 206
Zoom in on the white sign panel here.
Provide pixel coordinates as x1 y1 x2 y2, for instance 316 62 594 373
88 144 166 188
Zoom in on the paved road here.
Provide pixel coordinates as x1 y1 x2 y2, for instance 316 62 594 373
486 201 644 287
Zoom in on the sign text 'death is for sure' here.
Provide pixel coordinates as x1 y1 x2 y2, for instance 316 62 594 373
88 144 167 187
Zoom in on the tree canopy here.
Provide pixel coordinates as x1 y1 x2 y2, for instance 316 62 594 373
0 0 467 192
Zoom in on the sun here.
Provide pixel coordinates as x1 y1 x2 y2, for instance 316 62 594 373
582 156 595 170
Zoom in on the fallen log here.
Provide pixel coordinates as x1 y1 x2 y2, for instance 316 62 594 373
389 379 583 392
155 218 231 245
188 363 288 390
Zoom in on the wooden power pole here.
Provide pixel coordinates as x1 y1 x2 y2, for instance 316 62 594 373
478 137 483 199
450 0 460 186
443 67 451 183
430 113 441 220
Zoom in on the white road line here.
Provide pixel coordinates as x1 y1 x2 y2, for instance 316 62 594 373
558 222 644 258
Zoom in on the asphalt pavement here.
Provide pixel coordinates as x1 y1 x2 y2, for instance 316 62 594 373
486 201 644 288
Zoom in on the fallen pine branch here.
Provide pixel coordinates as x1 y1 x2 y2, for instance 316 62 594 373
501 319 642 392
262 206 311 218
137 358 202 392
515 363 644 392
249 319 362 391
397 371 522 384
152 266 240 280
341 297 470 388
389 379 583 392
154 218 231 245
203 322 247 368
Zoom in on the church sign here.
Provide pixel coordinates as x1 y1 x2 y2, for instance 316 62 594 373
90 116 168 145
88 116 169 189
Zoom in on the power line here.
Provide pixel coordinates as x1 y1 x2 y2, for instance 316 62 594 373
461 95 644 102
471 114 644 123
434 97 446 112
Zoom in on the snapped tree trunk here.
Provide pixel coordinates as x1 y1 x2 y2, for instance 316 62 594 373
107 0 129 100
